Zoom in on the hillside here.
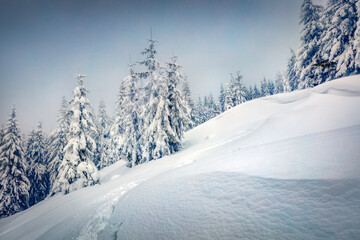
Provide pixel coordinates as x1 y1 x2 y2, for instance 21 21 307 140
1 75 360 240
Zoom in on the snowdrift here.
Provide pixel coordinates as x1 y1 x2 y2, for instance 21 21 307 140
1 75 360 239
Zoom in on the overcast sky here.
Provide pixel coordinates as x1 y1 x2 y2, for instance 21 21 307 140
0 0 325 133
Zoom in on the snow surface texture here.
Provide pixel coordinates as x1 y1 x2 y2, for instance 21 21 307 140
1 75 360 239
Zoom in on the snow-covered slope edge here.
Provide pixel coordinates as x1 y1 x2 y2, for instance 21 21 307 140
1 75 360 240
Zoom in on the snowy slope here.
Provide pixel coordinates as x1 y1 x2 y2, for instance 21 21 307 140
1 75 360 240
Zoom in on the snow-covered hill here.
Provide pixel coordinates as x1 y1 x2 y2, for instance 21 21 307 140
1 75 360 240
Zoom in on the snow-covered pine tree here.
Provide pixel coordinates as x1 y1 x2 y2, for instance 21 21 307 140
267 80 275 95
182 77 195 129
218 83 226 113
247 86 254 101
0 107 31 218
253 84 261 99
166 55 192 149
50 74 99 195
296 0 323 89
96 100 112 169
260 78 270 97
224 72 246 110
194 97 205 126
47 97 70 189
286 49 299 91
119 63 143 167
354 0 360 73
139 33 178 163
27 122 48 205
283 74 292 93
323 0 358 79
275 72 284 94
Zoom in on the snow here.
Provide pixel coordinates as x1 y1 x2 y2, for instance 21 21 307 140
1 75 360 239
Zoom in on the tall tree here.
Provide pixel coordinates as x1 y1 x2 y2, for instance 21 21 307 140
140 33 178 163
47 97 70 189
218 83 226 113
296 0 323 88
182 77 195 129
0 107 31 218
96 100 112 169
50 74 99 195
27 122 48 205
354 0 360 73
224 72 246 110
166 56 192 149
286 49 299 91
119 63 143 167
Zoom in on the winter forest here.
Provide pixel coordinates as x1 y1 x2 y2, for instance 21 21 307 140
1 0 360 224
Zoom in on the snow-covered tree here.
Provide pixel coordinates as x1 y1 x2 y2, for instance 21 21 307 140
274 72 284 94
194 97 205 126
96 100 112 169
253 84 261 99
47 97 70 188
218 83 226 113
246 86 254 101
0 107 31 218
50 74 99 195
182 78 195 129
139 34 178 163
166 56 192 147
296 0 323 89
27 122 48 205
267 79 275 95
354 0 360 73
260 78 270 97
224 72 246 110
119 64 143 167
323 0 357 79
286 49 299 91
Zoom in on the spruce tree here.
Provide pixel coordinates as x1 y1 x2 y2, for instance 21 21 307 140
0 107 31 218
96 100 112 169
182 78 195 129
296 0 323 88
218 83 226 113
253 84 261 99
119 63 143 167
140 34 177 163
27 122 48 205
354 0 360 73
166 56 192 149
286 49 299 91
47 97 70 189
50 74 99 195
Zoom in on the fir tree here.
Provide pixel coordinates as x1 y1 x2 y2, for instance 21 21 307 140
50 74 99 195
354 0 360 73
166 56 192 149
261 78 269 97
140 34 178 163
296 0 323 88
119 63 143 167
96 100 112 169
253 84 261 99
47 97 70 189
182 77 195 129
274 72 284 94
286 49 299 91
218 83 226 113
224 72 246 110
27 122 48 205
0 107 31 218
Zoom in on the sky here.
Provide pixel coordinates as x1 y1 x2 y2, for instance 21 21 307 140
0 0 325 133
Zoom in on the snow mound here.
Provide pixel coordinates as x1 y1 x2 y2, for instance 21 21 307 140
1 75 360 239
